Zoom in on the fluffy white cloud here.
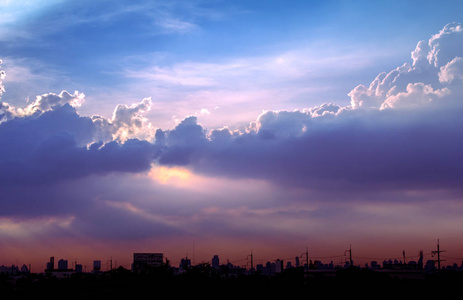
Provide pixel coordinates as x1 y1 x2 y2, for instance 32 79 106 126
0 89 85 123
0 60 11 122
0 59 5 97
92 97 156 143
380 82 450 110
427 23 463 68
439 56 463 84
349 22 463 111
20 90 85 115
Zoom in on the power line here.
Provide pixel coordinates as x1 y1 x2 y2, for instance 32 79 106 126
353 252 433 261
442 255 463 261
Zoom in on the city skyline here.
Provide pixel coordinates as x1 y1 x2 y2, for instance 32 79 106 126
0 239 458 274
1 1 463 273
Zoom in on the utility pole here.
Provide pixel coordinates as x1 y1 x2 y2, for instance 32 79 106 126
247 251 254 275
345 245 353 267
350 245 353 267
301 247 309 273
432 239 446 270
251 251 253 274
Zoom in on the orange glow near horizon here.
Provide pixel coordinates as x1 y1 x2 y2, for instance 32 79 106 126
2 221 463 273
2 172 463 272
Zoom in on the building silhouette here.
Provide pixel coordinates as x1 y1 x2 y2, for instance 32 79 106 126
93 260 101 273
75 264 83 273
46 257 54 271
179 257 191 272
212 255 219 269
58 259 68 270
132 253 164 273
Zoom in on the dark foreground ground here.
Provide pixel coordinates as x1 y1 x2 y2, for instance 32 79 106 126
2 266 462 299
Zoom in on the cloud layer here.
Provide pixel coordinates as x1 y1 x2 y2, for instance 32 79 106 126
1 22 463 192
0 23 463 261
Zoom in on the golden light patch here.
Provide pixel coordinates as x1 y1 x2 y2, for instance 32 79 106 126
148 165 192 184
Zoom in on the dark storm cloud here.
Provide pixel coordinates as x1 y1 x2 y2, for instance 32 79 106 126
178 106 463 191
156 116 207 165
0 104 158 186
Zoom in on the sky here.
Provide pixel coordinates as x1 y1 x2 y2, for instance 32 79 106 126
1 0 463 272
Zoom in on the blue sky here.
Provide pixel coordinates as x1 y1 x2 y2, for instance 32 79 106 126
1 0 463 271
2 0 461 128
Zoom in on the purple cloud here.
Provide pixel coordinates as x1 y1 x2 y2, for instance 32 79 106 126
0 23 462 249
0 104 159 186
151 22 463 194
1 20 462 199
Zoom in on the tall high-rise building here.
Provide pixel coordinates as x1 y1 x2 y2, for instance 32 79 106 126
75 264 83 273
58 259 68 270
275 259 283 273
179 257 191 271
212 255 219 269
46 257 55 271
93 260 102 272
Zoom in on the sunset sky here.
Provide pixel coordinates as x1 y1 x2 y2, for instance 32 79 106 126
1 0 463 272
